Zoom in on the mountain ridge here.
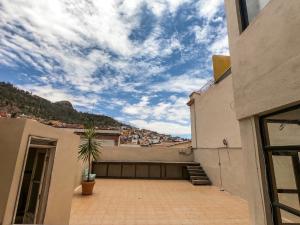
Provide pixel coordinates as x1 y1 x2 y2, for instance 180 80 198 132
0 82 123 128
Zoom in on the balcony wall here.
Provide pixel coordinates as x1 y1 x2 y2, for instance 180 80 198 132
97 146 194 162
91 146 194 180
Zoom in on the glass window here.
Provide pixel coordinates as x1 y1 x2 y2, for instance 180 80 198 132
265 107 300 147
272 155 297 190
280 210 300 224
260 105 300 224
240 0 271 29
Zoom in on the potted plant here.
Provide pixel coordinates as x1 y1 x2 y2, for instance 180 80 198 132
78 127 101 195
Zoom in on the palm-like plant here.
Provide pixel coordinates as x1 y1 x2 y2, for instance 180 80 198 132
78 127 101 182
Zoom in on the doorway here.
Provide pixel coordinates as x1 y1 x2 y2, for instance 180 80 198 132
13 136 56 224
260 105 300 224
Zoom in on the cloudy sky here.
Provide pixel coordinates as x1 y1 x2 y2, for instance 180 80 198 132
0 0 229 138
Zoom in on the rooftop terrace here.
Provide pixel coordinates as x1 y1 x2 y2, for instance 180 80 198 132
70 179 249 225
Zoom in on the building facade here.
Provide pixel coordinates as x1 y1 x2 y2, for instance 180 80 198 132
189 1 300 224
191 1 300 224
66 128 121 147
188 70 246 198
225 0 300 224
0 119 80 225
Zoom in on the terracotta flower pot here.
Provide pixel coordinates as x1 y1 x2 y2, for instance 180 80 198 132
81 180 95 195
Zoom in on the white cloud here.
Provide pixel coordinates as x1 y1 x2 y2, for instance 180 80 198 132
151 74 209 93
123 95 190 124
130 119 191 135
0 0 192 94
193 25 210 43
209 34 229 55
197 0 224 20
0 0 229 137
123 96 150 118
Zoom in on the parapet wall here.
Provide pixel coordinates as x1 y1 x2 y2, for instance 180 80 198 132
193 147 246 199
97 146 194 162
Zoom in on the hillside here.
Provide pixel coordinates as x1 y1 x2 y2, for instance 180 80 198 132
0 82 122 128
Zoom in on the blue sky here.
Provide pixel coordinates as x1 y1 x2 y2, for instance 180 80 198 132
0 0 229 138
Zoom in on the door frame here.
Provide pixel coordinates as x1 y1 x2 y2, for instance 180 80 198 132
12 136 57 224
259 105 300 225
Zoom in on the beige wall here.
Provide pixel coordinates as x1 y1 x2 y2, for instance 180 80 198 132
189 75 245 198
98 146 194 162
166 141 191 149
0 119 80 225
74 160 86 189
193 147 246 198
190 103 197 148
191 75 241 148
225 0 300 119
0 119 26 225
224 0 300 224
238 118 272 225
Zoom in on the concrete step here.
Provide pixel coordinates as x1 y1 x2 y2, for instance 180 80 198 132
189 173 206 177
191 179 211 185
187 168 204 172
188 168 203 172
186 165 201 170
188 171 206 175
190 175 209 180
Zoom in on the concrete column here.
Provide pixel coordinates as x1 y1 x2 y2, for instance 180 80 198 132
239 117 273 225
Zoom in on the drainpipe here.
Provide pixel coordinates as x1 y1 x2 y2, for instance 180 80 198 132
218 149 224 191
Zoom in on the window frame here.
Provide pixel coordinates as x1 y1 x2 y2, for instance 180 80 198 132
260 105 300 225
239 0 250 31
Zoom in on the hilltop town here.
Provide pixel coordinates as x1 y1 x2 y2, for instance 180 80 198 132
0 82 189 146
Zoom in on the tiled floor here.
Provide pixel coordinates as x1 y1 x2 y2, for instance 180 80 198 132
69 179 249 225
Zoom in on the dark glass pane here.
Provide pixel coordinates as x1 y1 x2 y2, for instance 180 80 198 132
28 182 40 213
25 149 35 172
34 153 46 181
14 149 36 223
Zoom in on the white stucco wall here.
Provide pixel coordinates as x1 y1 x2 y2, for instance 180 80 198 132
189 75 245 198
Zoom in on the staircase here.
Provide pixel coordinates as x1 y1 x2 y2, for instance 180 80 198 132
187 164 211 185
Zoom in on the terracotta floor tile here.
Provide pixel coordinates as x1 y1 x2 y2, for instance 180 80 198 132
69 179 249 225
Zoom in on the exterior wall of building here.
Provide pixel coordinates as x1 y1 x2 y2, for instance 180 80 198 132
225 0 300 119
224 0 300 224
238 117 272 225
0 119 80 225
191 76 241 148
66 128 121 147
190 75 246 198
94 134 120 146
0 119 26 225
165 141 191 149
193 147 246 198
97 146 194 162
190 103 197 148
74 160 86 189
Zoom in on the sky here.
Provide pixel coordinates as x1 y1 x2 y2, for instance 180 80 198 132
0 0 229 138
